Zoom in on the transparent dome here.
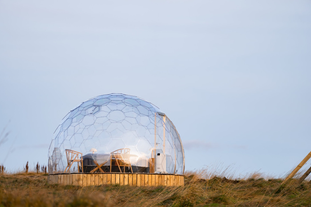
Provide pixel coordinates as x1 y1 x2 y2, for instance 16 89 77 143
48 93 185 175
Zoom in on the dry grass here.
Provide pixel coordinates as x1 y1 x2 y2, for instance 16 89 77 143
0 171 311 207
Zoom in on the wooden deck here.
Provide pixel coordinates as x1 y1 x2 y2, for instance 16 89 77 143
48 173 184 187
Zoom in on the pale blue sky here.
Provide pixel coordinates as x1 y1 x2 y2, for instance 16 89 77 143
0 0 310 177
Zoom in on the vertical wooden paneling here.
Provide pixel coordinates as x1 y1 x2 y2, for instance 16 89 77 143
107 174 111 185
119 174 124 186
133 174 137 186
51 173 182 187
128 174 133 186
116 174 120 185
124 174 129 185
111 174 116 185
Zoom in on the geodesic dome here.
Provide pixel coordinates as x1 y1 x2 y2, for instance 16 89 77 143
48 93 185 175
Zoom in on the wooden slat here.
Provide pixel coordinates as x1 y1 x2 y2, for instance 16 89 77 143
151 175 156 186
124 174 129 185
62 175 66 185
165 175 169 186
67 175 70 185
102 174 106 185
49 175 53 184
98 174 103 185
155 175 159 186
133 174 137 186
176 175 180 186
58 175 63 185
144 174 149 186
111 174 116 185
136 174 140 186
168 175 173 186
69 174 73 185
72 174 77 185
148 174 152 186
171 175 175 186
120 174 124 186
73 174 78 186
77 174 83 186
129 174 133 186
140 174 145 187
116 174 120 185
91 174 95 186
107 174 111 185
180 176 184 186
94 174 99 185
82 174 87 186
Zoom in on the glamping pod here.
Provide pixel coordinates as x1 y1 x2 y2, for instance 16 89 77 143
48 94 185 186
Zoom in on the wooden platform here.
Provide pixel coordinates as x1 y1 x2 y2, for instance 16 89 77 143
48 173 184 187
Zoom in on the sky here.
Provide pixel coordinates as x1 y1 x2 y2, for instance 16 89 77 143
0 0 311 178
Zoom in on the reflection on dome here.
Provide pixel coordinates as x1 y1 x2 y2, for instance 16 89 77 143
48 93 185 175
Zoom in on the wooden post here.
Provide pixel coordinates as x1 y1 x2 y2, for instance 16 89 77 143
282 151 311 185
299 166 311 183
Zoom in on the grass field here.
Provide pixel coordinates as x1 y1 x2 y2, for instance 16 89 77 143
0 171 310 207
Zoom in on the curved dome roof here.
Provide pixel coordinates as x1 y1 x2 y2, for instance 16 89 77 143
48 93 185 175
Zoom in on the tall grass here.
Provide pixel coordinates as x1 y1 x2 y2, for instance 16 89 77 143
0 169 311 206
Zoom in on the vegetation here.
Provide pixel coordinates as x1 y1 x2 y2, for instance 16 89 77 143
0 171 310 207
